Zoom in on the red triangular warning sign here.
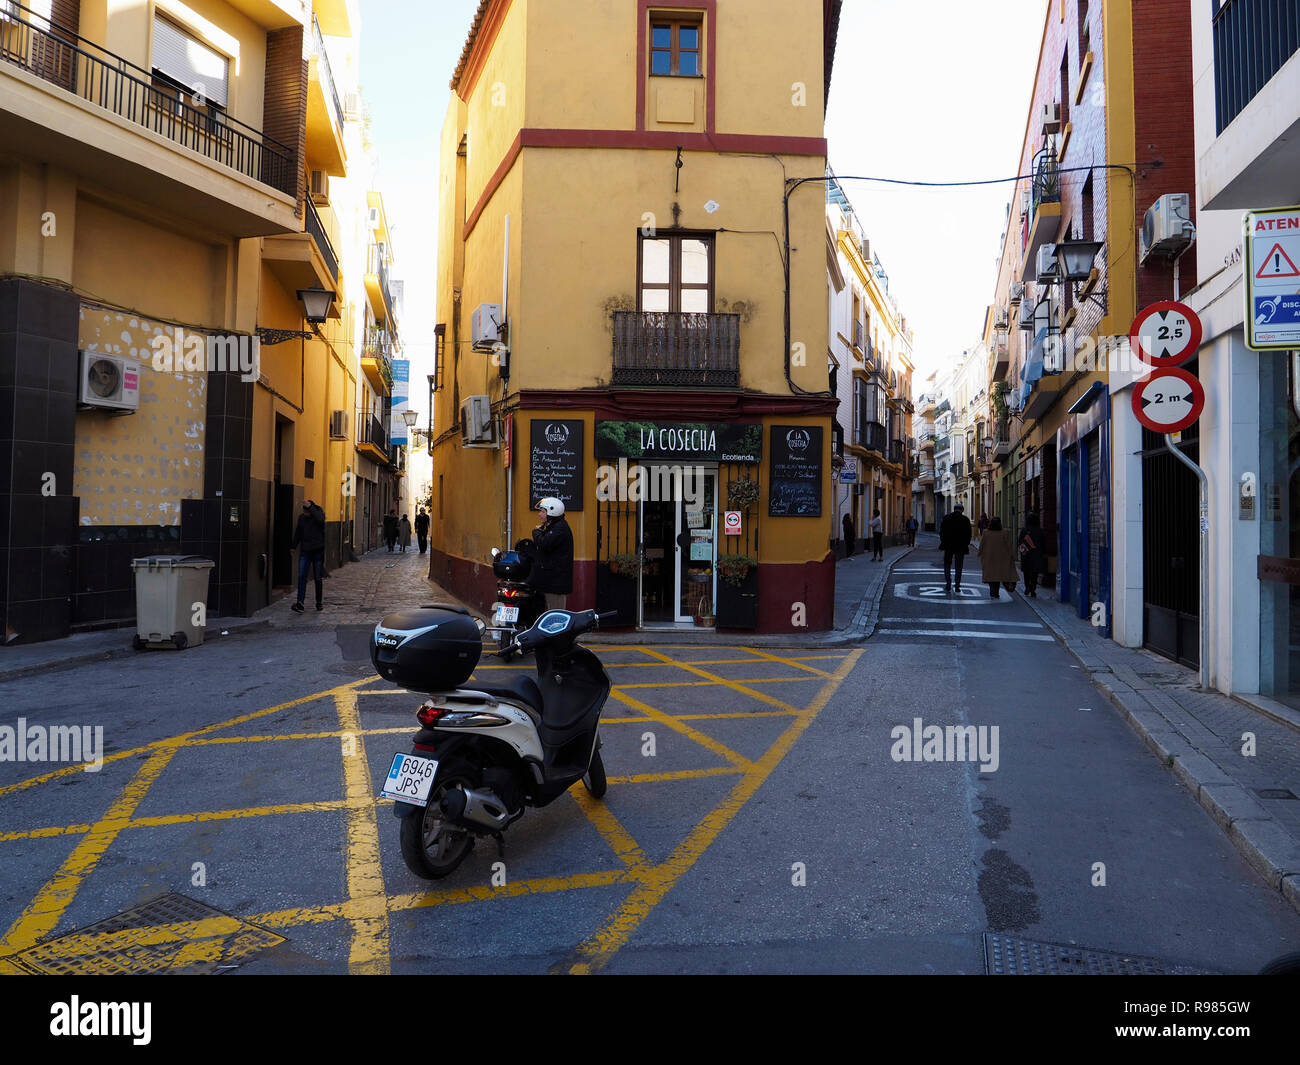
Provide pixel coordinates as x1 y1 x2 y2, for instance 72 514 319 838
1256 242 1300 279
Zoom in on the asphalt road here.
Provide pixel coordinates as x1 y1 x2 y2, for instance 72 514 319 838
1 552 1297 974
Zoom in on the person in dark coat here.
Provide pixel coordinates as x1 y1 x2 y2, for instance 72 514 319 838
1018 511 1046 597
842 512 856 558
291 500 326 612
977 517 1019 598
383 507 398 552
415 507 430 554
531 497 574 609
938 502 972 592
906 515 918 547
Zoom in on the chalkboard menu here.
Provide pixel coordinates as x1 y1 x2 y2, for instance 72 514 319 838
530 419 584 512
768 424 822 517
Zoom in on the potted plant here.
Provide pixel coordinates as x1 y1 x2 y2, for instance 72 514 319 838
718 553 757 587
609 552 641 578
727 478 760 511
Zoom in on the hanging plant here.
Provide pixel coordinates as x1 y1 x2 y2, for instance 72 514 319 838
727 478 760 511
608 552 642 578
717 553 757 587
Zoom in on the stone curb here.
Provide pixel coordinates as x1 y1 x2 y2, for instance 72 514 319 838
1024 593 1300 918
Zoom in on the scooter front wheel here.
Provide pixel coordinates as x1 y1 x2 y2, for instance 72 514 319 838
582 748 607 799
399 759 477 879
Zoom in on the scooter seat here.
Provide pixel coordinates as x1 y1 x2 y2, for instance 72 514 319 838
475 675 545 721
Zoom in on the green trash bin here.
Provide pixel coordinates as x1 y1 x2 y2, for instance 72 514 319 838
130 555 215 650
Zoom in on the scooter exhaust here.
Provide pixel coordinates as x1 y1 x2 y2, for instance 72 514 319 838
439 786 513 831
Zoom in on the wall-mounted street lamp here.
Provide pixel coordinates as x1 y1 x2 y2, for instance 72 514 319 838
401 408 419 430
1054 239 1105 307
257 287 337 345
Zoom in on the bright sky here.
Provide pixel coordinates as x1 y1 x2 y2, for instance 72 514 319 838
359 0 1048 393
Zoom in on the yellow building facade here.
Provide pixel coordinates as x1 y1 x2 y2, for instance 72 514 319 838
431 0 843 631
0 0 393 641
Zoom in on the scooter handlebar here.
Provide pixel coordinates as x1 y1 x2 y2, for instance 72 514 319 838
596 611 619 623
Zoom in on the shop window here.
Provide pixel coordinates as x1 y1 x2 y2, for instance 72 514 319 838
650 16 702 76
638 233 713 312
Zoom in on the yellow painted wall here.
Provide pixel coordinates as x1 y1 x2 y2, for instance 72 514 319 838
464 0 528 209
74 306 206 524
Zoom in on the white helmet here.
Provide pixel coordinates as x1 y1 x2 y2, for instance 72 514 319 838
537 497 565 518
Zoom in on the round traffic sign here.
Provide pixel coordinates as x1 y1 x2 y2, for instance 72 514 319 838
1130 300 1202 367
723 510 742 535
1131 367 1204 433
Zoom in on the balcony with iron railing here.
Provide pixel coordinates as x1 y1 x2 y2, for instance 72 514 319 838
935 433 951 455
611 311 740 388
889 438 907 466
357 411 388 464
307 14 345 174
951 460 965 482
365 243 396 325
303 193 338 283
361 330 395 395
1021 141 1063 281
855 418 887 454
0 1 296 197
1213 0 1300 134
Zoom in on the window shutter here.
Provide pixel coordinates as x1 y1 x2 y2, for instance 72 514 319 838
152 15 229 105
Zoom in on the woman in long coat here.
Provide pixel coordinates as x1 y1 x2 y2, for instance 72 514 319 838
1018 511 1046 597
977 517 1019 598
398 514 412 552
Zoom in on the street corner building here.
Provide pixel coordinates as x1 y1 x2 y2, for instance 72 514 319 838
0 0 411 644
428 0 845 633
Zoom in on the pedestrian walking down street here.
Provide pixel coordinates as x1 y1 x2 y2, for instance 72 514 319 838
290 500 326 613
1018 512 1045 597
383 508 398 552
415 507 430 555
868 508 884 560
906 514 918 547
399 514 412 552
939 502 972 591
531 497 574 610
977 517 1018 598
842 511 856 558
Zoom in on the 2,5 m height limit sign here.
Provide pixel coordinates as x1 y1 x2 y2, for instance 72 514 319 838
1245 206 1300 350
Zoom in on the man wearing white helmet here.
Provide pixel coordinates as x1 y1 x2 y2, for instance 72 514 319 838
531 496 574 609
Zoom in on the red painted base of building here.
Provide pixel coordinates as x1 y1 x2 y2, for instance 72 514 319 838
427 548 834 633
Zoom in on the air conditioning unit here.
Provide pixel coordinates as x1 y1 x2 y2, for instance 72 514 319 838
309 169 328 204
1139 193 1195 264
459 395 496 446
1042 101 1061 135
860 238 871 262
1036 243 1059 282
344 91 362 118
1021 189 1032 217
994 304 1009 329
329 409 348 439
1008 281 1025 307
367 206 381 233
1019 299 1036 330
78 350 140 412
471 303 502 351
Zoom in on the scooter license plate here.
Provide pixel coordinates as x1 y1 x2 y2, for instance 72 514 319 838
495 606 520 623
380 753 439 805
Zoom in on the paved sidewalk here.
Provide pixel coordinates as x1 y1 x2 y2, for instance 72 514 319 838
0 547 468 681
0 535 916 677
1025 586 1300 916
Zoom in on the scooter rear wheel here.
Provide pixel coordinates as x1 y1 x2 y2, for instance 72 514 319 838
582 748 607 799
399 759 477 879
497 630 515 662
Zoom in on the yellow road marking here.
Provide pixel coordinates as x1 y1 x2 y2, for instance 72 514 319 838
609 766 742 785
0 746 180 955
738 647 835 678
335 690 390 975
637 648 800 714
0 823 93 841
570 789 648 870
609 688 751 769
615 676 823 689
555 648 863 974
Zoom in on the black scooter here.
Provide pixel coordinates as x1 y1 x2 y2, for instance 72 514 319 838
489 540 546 660
372 606 616 880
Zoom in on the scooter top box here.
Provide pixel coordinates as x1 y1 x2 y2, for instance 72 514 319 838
371 605 483 692
492 550 531 581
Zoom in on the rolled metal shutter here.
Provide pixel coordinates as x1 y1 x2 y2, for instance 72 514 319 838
152 15 228 105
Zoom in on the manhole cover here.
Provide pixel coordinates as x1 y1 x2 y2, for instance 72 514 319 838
984 933 1208 975
1 894 285 975
1256 788 1299 800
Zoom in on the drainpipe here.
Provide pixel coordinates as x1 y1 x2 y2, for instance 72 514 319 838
1165 432 1210 690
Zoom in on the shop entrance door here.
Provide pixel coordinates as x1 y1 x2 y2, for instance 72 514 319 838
637 467 718 625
